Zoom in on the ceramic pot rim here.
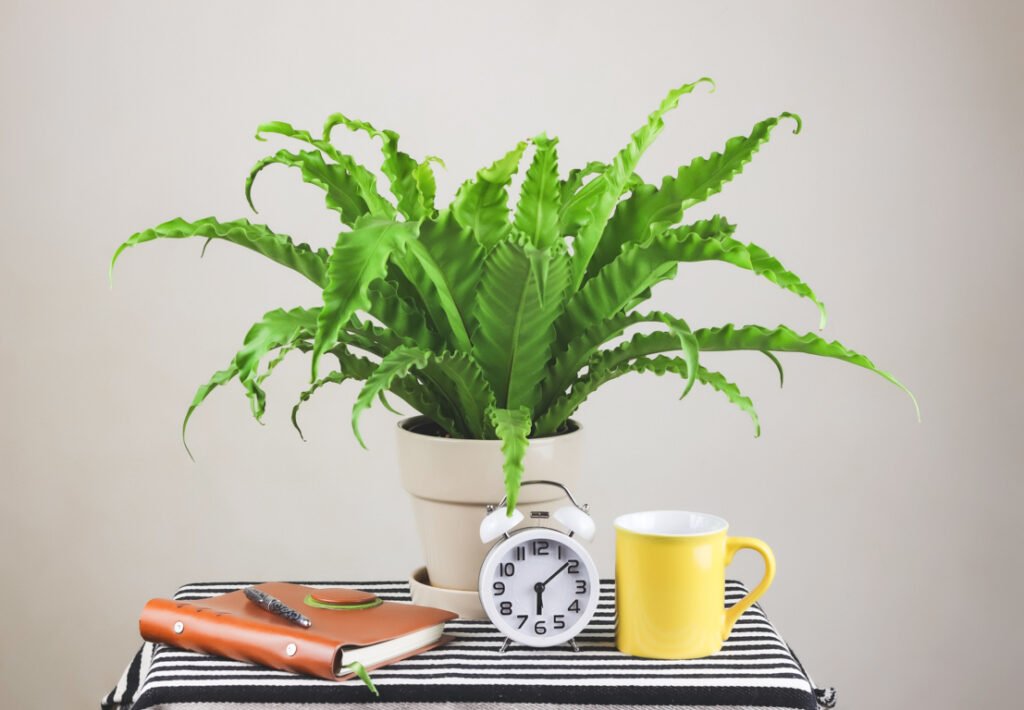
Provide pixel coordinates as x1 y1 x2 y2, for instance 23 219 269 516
397 415 582 445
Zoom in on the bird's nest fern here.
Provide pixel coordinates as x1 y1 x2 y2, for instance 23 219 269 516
112 78 917 514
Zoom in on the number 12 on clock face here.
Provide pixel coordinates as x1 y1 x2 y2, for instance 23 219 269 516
479 527 599 648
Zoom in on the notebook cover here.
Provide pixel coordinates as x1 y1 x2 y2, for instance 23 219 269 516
139 582 457 681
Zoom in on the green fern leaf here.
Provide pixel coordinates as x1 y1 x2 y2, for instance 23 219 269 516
377 390 404 415
391 238 473 352
337 319 412 358
695 324 918 416
559 215 825 345
245 149 370 227
378 129 428 220
569 77 714 287
762 350 785 387
571 323 916 417
661 223 827 327
413 157 443 216
290 346 378 440
340 349 467 439
256 120 395 218
537 323 696 434
291 371 353 441
514 134 561 248
594 313 699 398
181 365 239 460
586 112 800 279
181 308 321 455
623 356 759 435
234 307 318 420
182 307 318 453
322 113 381 141
331 344 379 380
343 661 379 696
543 309 672 411
452 140 528 247
421 352 497 439
383 264 433 324
291 344 460 440
351 346 432 447
328 322 471 435
341 341 464 437
321 112 432 220
559 163 645 235
696 367 760 436
335 319 460 426
558 216 727 348
536 355 754 436
489 406 532 515
111 217 329 287
312 218 420 379
368 280 441 350
331 327 483 438
255 341 299 388
558 161 607 232
417 210 483 332
472 241 570 410
386 379 463 437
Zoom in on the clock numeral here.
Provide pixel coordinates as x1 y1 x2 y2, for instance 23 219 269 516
531 540 549 556
492 581 505 596
516 614 528 629
515 546 525 561
557 545 564 560
554 614 566 630
567 559 580 574
576 580 587 594
499 601 512 616
568 599 580 613
498 562 515 577
534 619 547 635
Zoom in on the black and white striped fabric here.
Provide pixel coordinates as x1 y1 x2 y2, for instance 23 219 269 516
103 580 835 710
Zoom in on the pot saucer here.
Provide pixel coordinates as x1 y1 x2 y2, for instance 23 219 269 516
409 566 486 620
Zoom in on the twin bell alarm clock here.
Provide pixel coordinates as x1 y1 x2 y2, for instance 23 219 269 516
477 480 599 651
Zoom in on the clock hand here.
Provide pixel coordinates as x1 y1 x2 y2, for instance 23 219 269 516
542 561 570 587
533 562 570 617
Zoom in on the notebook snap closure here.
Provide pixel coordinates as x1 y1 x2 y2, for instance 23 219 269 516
309 588 377 605
285 643 297 657
173 621 184 634
305 588 382 610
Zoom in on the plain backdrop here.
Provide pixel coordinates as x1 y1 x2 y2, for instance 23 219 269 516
2 1 1022 708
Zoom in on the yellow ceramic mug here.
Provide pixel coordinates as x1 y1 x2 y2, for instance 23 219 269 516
614 511 775 659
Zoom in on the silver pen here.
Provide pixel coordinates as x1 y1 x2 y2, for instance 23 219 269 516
244 586 313 628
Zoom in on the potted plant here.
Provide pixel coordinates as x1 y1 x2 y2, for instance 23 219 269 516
112 78 915 610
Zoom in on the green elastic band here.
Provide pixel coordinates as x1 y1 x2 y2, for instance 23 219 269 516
303 594 383 611
345 660 379 696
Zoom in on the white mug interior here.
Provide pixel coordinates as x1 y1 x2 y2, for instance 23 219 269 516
614 510 728 537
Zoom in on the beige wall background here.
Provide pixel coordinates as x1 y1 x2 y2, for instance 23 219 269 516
2 1 1021 708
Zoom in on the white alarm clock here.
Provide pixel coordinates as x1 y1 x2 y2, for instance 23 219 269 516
478 481 599 651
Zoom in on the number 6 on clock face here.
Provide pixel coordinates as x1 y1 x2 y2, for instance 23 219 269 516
478 527 600 648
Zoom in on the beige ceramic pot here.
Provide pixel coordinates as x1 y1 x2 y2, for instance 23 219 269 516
396 415 584 613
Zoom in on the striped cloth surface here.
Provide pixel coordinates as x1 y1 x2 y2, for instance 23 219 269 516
103 580 835 710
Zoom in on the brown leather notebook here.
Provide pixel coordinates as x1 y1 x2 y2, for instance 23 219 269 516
139 582 457 681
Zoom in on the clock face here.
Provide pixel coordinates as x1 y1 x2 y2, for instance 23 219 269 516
479 527 599 647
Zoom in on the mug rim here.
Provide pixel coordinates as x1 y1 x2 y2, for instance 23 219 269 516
614 510 729 538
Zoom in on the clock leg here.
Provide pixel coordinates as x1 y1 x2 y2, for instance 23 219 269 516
568 638 580 653
499 637 512 654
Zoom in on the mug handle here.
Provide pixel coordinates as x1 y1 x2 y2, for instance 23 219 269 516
722 536 776 640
